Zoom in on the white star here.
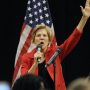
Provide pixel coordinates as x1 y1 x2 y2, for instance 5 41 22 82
33 0 36 2
34 11 38 15
43 0 46 4
28 1 30 4
24 16 26 20
41 23 44 25
28 7 31 11
44 6 47 11
35 18 39 22
45 13 49 17
34 5 37 9
29 20 33 24
39 9 42 13
37 2 41 6
46 20 50 24
40 15 43 20
29 13 33 17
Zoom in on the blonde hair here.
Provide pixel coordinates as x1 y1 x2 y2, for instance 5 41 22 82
31 24 54 43
67 76 90 90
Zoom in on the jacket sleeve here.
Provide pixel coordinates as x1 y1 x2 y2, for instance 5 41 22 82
21 53 33 76
59 28 83 61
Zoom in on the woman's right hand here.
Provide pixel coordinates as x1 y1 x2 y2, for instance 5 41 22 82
34 51 45 64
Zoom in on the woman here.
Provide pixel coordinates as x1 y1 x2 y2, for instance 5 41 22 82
21 0 90 90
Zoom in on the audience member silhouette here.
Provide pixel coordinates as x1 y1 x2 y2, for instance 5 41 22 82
12 74 46 90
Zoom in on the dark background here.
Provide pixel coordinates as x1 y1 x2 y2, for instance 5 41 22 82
0 0 90 87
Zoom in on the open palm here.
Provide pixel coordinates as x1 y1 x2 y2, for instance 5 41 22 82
81 0 90 18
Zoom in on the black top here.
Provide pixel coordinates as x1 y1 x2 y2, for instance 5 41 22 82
38 61 55 90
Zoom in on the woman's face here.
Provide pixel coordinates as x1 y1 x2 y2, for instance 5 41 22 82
34 29 49 51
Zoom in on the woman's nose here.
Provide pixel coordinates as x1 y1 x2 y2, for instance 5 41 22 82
40 35 44 39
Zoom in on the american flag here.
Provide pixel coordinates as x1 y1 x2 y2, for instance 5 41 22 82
12 0 56 83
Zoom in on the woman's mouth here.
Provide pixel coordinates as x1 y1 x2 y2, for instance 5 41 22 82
40 42 44 45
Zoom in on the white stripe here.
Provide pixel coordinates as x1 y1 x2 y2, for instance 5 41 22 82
14 25 32 66
28 43 36 52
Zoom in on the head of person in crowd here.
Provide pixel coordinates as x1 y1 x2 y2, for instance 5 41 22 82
0 81 11 90
67 76 90 90
12 74 46 90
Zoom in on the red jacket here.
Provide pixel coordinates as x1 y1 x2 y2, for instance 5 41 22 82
21 28 82 90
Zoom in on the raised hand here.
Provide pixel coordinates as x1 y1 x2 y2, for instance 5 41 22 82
80 0 90 19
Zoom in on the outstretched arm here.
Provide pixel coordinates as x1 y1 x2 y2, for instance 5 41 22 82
77 0 90 32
